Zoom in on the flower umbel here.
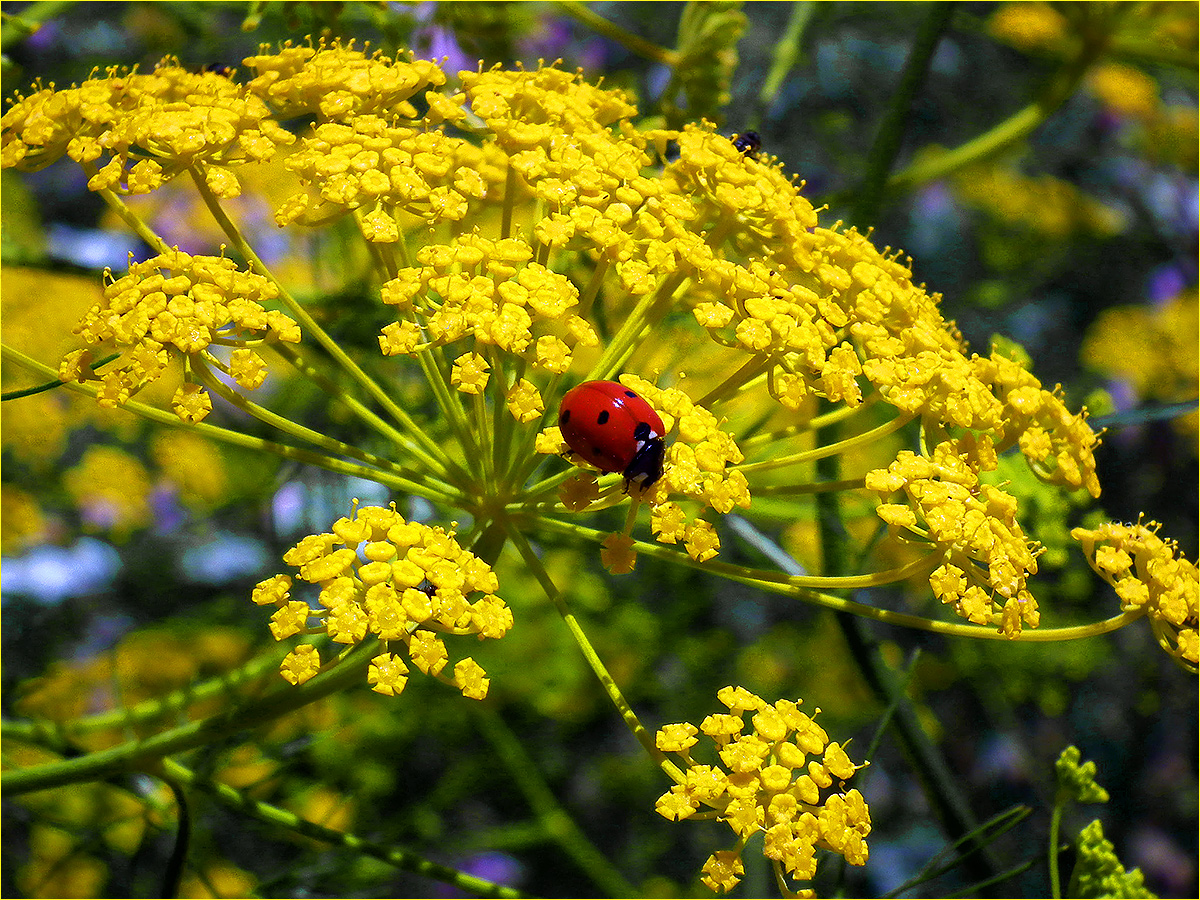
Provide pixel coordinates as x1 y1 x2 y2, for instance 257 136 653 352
654 687 870 893
1072 518 1199 671
252 503 512 699
57 248 299 421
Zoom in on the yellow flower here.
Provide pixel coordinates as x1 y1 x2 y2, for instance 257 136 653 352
62 445 152 538
868 440 1042 635
1072 518 1199 670
655 687 869 893
1 59 292 196
450 351 490 395
57 248 299 421
254 503 512 698
280 644 322 685
242 40 446 121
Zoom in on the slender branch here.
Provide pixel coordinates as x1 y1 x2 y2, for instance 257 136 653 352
555 0 678 66
850 1 959 227
1 345 455 503
2 644 375 797
159 757 524 898
502 520 686 784
474 708 637 897
528 513 1147 642
185 167 449 463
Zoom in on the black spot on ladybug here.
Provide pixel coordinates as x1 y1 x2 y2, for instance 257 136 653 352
596 410 610 425
633 421 652 442
622 389 636 398
560 409 571 425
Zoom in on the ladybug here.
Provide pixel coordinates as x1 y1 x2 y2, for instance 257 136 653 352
558 380 666 489
731 130 761 159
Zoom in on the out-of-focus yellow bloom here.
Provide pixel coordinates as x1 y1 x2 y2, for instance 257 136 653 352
1073 518 1198 671
151 431 227 508
987 2 1070 53
1089 62 1161 121
655 686 869 893
954 164 1124 240
62 445 152 538
1082 290 1199 436
1 484 47 553
254 503 512 698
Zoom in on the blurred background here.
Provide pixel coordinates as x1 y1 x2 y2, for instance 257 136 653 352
2 2 1196 897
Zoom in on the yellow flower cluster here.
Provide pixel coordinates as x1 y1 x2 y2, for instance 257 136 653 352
276 115 501 231
61 445 151 539
4 42 1109 614
0 60 293 198
57 248 299 421
252 504 513 698
378 232 596 374
1072 518 1198 670
242 41 446 121
868 438 1042 636
654 686 869 894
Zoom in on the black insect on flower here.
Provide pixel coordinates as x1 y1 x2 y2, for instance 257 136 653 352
732 130 761 159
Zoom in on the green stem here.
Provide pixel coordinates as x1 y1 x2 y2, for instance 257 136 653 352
524 515 1148 641
2 644 375 797
191 355 449 491
1048 799 1064 900
737 410 916 473
503 521 685 784
882 15 1109 196
751 2 817 131
555 0 678 65
2 648 285 748
1 345 453 503
475 708 638 897
850 1 959 227
159 757 523 898
1 352 119 401
186 167 447 463
272 342 458 482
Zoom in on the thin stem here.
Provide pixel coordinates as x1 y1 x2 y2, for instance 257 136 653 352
555 1 678 66
526 513 1147 641
190 355 458 495
590 271 688 380
1048 799 1064 900
850 1 958 228
737 410 916 473
1 352 119 401
502 520 686 784
271 342 458 482
750 2 817 131
159 757 523 898
2 643 375 797
2 345 454 502
186 167 446 462
882 15 1109 197
96 186 172 253
474 708 637 897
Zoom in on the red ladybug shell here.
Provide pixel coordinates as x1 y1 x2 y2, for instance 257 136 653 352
558 381 666 487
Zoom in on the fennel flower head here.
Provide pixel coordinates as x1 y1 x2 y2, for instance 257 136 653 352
5 40 1191 663
4 35 1198 896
